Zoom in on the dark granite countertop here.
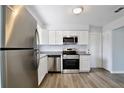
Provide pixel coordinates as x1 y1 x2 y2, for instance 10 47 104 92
40 51 91 55
40 51 62 55
77 51 91 55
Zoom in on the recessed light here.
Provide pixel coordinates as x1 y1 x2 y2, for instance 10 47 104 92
73 7 83 15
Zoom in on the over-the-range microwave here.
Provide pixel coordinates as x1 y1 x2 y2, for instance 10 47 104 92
63 36 78 45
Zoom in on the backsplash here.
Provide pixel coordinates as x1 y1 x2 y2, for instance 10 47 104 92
39 45 88 52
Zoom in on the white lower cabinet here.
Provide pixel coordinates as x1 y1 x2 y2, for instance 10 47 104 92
38 56 48 86
79 55 90 72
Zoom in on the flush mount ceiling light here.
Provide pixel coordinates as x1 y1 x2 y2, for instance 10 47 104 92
73 7 83 15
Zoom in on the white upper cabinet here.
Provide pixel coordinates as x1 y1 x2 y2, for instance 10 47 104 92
62 31 77 36
69 31 77 36
56 31 63 44
62 31 71 36
48 31 89 45
49 31 56 44
37 24 49 44
77 31 88 45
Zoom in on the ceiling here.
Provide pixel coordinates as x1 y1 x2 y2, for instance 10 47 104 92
26 5 124 29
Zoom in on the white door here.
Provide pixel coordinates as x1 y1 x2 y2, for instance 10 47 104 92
89 31 102 68
102 31 112 71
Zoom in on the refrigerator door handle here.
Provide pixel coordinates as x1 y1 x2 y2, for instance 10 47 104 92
33 48 40 69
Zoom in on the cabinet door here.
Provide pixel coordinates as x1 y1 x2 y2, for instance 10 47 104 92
69 31 77 36
80 61 90 72
62 31 77 36
38 58 44 85
49 31 56 44
62 31 71 36
37 24 49 44
80 55 90 72
41 29 49 44
38 56 48 86
56 31 63 44
43 56 48 74
37 24 42 44
77 31 88 45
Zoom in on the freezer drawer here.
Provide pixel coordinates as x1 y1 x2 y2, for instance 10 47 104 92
4 50 38 88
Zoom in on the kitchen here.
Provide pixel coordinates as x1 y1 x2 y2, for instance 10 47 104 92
0 5 124 88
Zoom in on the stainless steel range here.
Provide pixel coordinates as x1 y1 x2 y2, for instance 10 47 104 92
62 48 79 73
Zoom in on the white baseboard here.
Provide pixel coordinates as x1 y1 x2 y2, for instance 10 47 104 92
102 67 112 73
110 71 124 74
90 67 124 74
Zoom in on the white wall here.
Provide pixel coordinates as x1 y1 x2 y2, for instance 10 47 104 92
103 16 124 31
103 16 124 73
89 25 103 68
112 27 124 72
25 6 46 28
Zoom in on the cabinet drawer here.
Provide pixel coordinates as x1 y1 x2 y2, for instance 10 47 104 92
79 55 90 72
80 56 89 61
80 56 89 59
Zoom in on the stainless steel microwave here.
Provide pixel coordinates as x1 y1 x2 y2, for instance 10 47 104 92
63 36 78 45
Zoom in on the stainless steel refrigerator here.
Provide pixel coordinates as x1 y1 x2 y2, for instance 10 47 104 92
0 5 38 88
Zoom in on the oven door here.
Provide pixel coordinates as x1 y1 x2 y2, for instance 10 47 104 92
63 59 79 73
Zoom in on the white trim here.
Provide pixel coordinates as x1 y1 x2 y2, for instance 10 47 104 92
79 70 90 72
46 24 89 31
103 67 111 72
101 67 112 73
111 71 124 74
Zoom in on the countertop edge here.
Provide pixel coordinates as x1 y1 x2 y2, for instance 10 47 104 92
40 54 47 59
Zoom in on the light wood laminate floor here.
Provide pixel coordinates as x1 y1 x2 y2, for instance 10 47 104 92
39 69 124 88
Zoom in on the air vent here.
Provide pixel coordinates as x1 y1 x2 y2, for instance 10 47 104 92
114 7 124 13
